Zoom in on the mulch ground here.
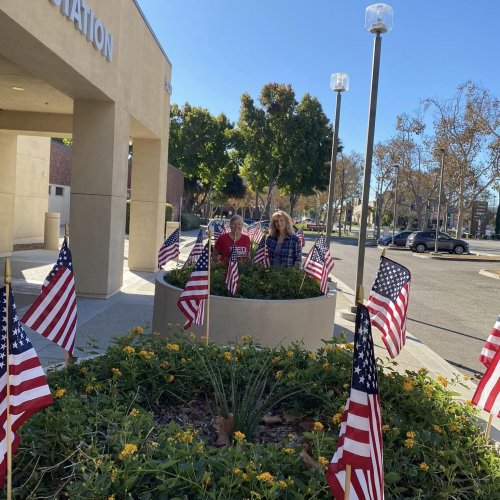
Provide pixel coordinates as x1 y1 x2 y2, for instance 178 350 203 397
13 243 44 251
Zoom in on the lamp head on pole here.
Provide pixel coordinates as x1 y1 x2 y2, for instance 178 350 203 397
365 3 393 34
330 73 349 92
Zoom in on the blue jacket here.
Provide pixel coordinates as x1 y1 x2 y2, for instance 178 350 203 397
266 235 302 267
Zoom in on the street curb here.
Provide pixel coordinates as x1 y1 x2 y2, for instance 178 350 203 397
479 269 500 279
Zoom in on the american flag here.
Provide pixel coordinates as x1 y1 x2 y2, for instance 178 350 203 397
247 223 264 244
0 286 53 488
472 348 500 417
326 304 384 500
253 236 270 268
184 229 204 266
294 227 305 247
480 315 500 368
303 234 334 295
225 244 239 296
21 237 77 355
158 228 180 268
366 256 411 358
212 221 225 242
177 243 209 329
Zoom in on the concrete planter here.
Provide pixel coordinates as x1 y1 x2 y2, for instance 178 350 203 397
152 273 336 351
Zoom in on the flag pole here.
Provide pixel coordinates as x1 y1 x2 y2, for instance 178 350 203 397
64 224 72 368
485 414 493 439
206 230 212 345
344 465 352 499
4 258 13 500
299 232 323 292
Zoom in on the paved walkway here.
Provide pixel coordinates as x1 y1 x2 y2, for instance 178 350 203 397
2 230 499 443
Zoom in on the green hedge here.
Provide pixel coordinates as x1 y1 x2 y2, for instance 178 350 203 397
181 213 201 230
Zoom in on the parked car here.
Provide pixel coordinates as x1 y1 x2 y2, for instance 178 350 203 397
406 231 469 254
377 231 413 247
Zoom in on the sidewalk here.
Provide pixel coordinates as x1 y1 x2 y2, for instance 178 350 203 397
3 231 499 443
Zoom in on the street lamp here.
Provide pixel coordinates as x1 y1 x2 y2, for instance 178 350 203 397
325 72 349 248
355 3 393 301
432 149 445 254
390 164 399 246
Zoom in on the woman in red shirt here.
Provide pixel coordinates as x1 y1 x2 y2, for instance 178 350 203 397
213 215 250 264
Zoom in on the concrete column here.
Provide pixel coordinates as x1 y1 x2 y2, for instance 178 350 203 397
128 138 168 271
0 133 17 257
70 100 130 298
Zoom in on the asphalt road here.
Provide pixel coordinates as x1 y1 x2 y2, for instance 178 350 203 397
308 236 500 378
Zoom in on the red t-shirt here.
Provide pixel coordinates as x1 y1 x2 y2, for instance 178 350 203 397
214 233 250 261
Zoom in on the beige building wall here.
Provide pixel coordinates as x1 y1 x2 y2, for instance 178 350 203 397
13 136 50 243
0 132 17 256
0 0 172 297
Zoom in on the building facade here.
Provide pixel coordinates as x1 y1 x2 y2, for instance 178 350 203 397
0 0 172 298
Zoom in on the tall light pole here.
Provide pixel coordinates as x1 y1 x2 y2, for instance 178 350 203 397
355 3 393 301
390 164 399 245
325 73 349 248
432 148 445 254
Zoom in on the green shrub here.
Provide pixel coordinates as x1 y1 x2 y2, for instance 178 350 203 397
165 203 173 222
165 262 323 300
181 213 200 230
10 328 500 498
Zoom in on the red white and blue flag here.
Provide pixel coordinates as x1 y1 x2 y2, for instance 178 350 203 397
21 237 77 355
225 244 239 296
367 256 411 358
253 236 270 268
212 221 225 242
158 228 180 268
185 229 204 267
326 304 384 500
472 348 500 417
303 234 334 295
480 315 500 368
248 223 264 244
294 227 305 247
177 243 209 329
0 286 53 488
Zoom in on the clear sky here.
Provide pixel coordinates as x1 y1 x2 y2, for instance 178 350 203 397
137 0 500 156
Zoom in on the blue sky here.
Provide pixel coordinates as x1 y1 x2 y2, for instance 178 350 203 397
137 0 500 156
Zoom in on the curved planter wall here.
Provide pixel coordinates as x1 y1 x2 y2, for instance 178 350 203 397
152 273 336 351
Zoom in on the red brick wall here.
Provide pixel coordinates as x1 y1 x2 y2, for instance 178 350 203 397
50 140 72 186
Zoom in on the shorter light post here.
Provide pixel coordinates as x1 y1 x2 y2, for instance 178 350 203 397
390 164 399 246
432 149 445 254
325 73 349 248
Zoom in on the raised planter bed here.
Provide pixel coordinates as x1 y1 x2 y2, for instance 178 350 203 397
152 273 336 351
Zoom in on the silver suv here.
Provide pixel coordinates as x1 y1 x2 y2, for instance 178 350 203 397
406 231 469 254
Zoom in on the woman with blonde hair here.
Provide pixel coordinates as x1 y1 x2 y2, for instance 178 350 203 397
266 210 302 267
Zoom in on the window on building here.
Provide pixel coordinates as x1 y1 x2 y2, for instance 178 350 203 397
55 186 64 196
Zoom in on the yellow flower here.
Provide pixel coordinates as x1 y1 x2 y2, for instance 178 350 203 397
175 431 194 444
307 353 316 360
85 384 94 393
223 351 232 361
241 335 252 342
160 360 170 369
129 408 140 417
150 441 158 448
423 384 434 396
332 413 342 425
189 332 196 341
287 351 294 358
382 424 390 433
200 335 207 343
247 461 256 471
108 496 115 500
123 346 135 355
346 342 354 349
343 383 350 389
110 468 118 482
275 370 283 380
437 375 448 387
119 443 138 460
202 472 212 486
279 480 288 490
419 462 429 471
167 374 175 383
111 367 122 377
404 438 415 448
282 447 294 455
418 367 429 375
318 456 329 467
133 326 144 334
233 431 246 441
336 345 343 352
166 343 180 352
433 424 442 434
406 431 416 439
323 362 330 370
139 350 154 360
54 388 66 399
403 379 415 392
313 421 324 432
232 467 242 475
79 366 88 373
272 356 281 365
236 348 243 357
449 424 458 432
256 471 275 485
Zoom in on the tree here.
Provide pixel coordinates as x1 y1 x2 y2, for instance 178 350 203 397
423 82 500 236
238 83 331 218
168 103 238 213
